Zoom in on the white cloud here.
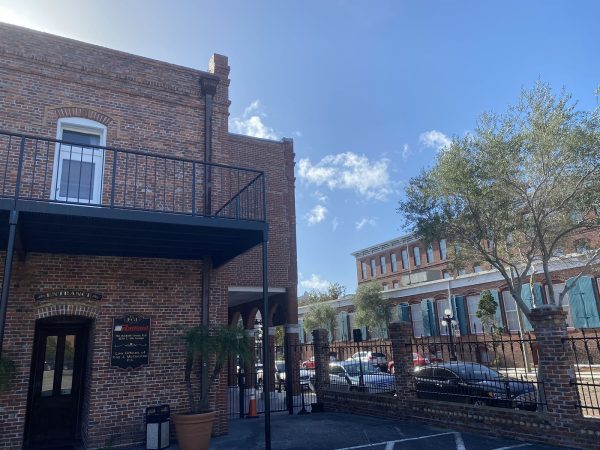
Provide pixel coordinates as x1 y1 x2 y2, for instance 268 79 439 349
313 190 328 203
297 152 394 201
331 217 340 231
306 204 327 225
355 217 376 230
401 143 410 161
419 130 451 151
0 6 41 30
300 274 330 291
231 99 279 140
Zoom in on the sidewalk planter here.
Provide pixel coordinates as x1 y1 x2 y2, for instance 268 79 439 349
173 411 216 450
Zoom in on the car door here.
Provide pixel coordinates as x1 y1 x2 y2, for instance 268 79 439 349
414 367 437 400
329 364 350 389
435 368 465 403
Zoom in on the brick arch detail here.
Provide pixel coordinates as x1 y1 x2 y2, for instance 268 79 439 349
47 105 118 128
35 302 99 320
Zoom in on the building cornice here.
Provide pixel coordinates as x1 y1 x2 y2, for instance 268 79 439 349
351 233 418 258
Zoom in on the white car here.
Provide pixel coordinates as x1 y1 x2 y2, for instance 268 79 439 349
348 351 388 369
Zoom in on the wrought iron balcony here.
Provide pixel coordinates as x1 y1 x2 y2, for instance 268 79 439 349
0 131 267 265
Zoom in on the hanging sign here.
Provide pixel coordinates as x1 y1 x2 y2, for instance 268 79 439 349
34 290 102 301
111 315 151 369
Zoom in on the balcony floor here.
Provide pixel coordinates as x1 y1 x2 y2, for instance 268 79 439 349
0 199 266 267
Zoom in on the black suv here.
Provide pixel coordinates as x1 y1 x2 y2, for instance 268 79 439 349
414 362 538 411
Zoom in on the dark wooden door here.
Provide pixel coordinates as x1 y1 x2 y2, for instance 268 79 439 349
25 319 89 450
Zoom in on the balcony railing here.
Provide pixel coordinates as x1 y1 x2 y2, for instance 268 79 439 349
0 131 265 222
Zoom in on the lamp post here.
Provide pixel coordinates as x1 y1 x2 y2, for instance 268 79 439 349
441 308 457 361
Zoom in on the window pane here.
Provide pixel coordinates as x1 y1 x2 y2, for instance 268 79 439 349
62 130 100 146
413 247 421 266
391 253 397 272
370 259 376 277
361 262 367 280
401 250 409 269
439 239 447 260
467 295 483 333
61 335 76 395
42 336 58 397
380 256 387 274
411 304 424 337
426 245 434 263
59 159 95 200
502 291 520 331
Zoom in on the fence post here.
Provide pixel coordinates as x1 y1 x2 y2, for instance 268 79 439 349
529 306 581 429
312 328 330 400
389 321 415 404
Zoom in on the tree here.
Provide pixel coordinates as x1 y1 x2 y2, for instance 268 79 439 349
354 282 391 339
302 283 346 338
399 82 600 320
476 290 499 330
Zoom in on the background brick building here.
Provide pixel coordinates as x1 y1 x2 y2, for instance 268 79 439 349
0 23 297 450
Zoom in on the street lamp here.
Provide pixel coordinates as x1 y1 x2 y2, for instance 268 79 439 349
441 308 457 361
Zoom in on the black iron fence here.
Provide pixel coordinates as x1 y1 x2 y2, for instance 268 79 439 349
565 329 600 418
227 343 316 418
325 342 396 395
0 131 265 221
411 328 545 411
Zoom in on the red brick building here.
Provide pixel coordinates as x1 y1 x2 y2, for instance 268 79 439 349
0 23 297 450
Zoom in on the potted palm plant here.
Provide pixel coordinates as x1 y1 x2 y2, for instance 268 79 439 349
172 324 251 450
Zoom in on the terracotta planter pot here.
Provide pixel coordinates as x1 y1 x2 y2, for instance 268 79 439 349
172 410 216 450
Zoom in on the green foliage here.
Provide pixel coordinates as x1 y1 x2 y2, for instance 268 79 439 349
476 290 498 329
354 282 391 338
399 81 600 317
303 302 337 338
180 324 251 413
0 356 16 392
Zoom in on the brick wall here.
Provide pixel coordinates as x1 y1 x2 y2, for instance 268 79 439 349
0 23 297 450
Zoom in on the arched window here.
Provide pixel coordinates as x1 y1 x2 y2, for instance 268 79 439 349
51 117 106 204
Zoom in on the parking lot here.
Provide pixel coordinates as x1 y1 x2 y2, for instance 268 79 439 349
209 412 574 450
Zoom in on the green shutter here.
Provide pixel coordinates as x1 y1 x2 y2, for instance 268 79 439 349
341 311 349 341
489 290 504 328
299 319 305 343
519 285 535 331
451 296 468 335
566 276 600 329
399 303 410 322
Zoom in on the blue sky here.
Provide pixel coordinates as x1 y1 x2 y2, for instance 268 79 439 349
1 1 599 294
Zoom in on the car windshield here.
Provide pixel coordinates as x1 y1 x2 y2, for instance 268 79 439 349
454 365 502 380
345 363 380 376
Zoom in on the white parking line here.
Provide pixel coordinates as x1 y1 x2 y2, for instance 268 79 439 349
454 432 466 450
334 432 456 450
384 442 395 450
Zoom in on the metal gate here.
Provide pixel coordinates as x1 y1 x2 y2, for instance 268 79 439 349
228 343 316 418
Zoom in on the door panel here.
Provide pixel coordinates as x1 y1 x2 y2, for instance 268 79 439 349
25 321 89 449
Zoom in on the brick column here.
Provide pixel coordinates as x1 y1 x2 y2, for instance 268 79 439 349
312 328 330 400
284 324 301 396
389 321 415 403
267 327 276 392
529 306 581 428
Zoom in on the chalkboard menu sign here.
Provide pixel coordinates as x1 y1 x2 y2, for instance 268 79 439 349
111 315 151 369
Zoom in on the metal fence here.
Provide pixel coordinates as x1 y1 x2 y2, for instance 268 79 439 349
565 329 600 418
325 341 396 395
411 329 545 411
227 343 316 418
0 131 265 221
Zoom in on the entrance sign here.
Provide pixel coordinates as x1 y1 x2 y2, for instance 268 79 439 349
34 290 102 301
111 315 151 369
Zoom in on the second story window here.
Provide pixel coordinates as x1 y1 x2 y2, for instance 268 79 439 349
442 271 451 279
401 249 409 269
361 262 368 280
370 259 377 278
380 256 387 275
52 118 106 204
391 253 397 272
382 283 388 291
413 247 421 266
439 239 447 260
473 265 483 273
426 244 434 264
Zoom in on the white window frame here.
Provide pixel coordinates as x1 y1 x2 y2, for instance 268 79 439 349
51 117 106 204
361 262 368 280
426 244 434 264
413 247 421 266
467 295 483 334
391 253 398 272
370 259 377 278
401 249 409 269
545 283 573 327
411 303 424 337
439 239 447 260
501 290 520 332
380 256 387 275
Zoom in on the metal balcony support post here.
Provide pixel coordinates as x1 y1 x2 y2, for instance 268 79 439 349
262 231 271 450
0 210 19 357
200 75 219 216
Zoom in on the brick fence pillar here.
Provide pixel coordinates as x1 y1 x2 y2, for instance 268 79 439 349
389 321 416 403
312 328 330 401
529 305 581 429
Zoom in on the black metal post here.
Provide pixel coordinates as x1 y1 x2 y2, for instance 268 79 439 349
238 367 245 420
262 235 271 450
297 381 309 415
0 210 18 357
443 315 457 361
